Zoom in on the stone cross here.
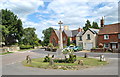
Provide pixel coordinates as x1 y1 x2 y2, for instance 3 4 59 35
58 21 63 49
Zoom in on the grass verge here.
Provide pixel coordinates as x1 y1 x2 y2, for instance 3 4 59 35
22 57 108 70
0 52 13 55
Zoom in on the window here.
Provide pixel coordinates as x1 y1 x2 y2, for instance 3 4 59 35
79 36 82 41
104 35 109 40
104 43 109 48
87 34 90 40
63 37 66 41
118 34 120 39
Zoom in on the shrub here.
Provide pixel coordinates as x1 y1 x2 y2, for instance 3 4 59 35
65 54 76 63
20 45 33 49
43 56 50 62
48 43 53 48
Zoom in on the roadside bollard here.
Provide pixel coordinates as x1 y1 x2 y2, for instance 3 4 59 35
78 60 84 66
26 55 31 64
49 58 54 65
100 54 105 61
84 53 88 58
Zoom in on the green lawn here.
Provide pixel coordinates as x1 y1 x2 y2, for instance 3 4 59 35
18 48 35 51
0 52 13 55
22 57 108 70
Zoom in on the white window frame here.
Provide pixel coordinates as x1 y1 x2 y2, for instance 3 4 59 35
104 43 110 48
118 34 120 39
104 35 109 40
79 36 82 41
87 34 91 40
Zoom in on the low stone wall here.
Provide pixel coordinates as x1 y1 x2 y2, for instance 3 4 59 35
91 48 120 53
0 46 20 52
91 48 105 52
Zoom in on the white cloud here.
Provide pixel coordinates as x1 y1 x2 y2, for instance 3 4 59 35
0 0 119 39
0 0 44 19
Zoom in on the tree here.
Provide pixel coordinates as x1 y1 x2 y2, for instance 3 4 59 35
1 9 23 45
22 27 40 46
42 27 54 46
92 22 99 29
67 38 70 46
83 20 91 31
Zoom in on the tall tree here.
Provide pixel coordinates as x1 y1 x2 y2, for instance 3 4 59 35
22 27 40 46
83 20 91 31
1 9 23 45
92 22 99 29
42 27 54 46
67 38 70 46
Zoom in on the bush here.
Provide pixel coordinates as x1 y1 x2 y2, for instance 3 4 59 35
48 43 53 48
65 54 76 63
20 45 33 49
43 56 50 62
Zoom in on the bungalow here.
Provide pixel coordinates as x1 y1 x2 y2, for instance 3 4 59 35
49 26 82 47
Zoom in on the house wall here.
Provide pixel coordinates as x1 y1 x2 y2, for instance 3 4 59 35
76 36 83 46
49 30 68 47
97 34 119 49
98 34 118 44
62 31 68 46
49 30 59 46
82 30 97 49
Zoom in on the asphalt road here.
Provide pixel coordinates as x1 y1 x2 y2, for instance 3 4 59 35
31 49 119 58
1 49 119 75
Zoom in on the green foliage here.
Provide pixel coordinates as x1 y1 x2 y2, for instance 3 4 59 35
48 43 54 48
42 27 54 46
21 27 40 46
92 22 99 29
83 20 91 31
67 38 70 46
43 56 50 62
65 54 76 63
20 45 33 49
83 20 99 31
0 52 13 55
1 9 24 45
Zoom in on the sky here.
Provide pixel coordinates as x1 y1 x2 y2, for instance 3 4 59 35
0 0 119 40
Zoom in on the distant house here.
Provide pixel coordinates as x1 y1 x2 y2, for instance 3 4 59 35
49 26 82 47
76 31 84 48
82 28 99 50
97 23 120 51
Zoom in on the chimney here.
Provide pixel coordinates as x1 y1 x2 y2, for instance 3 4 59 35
100 17 104 27
64 26 69 30
78 28 82 32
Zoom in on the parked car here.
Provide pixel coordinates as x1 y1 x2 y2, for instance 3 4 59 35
64 46 75 50
73 46 82 52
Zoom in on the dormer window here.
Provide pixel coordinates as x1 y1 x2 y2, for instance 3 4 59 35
104 35 109 40
87 34 90 40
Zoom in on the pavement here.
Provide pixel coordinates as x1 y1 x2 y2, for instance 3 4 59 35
1 49 119 75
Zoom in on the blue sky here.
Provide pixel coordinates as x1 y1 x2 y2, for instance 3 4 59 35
0 0 119 40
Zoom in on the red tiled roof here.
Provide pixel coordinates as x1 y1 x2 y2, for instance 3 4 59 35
98 23 120 34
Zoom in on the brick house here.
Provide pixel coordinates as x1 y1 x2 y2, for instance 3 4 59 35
49 26 82 47
97 18 120 51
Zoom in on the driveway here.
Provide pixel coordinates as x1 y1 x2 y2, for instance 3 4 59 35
1 49 119 75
